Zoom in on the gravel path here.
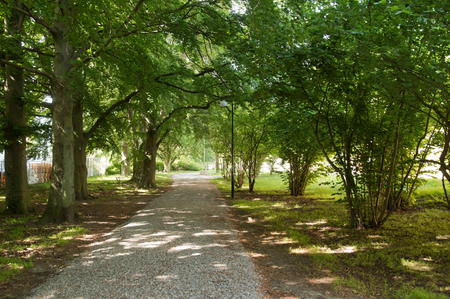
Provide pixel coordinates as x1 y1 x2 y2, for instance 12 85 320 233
28 173 263 299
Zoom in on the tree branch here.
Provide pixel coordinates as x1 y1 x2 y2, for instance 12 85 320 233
0 58 53 80
24 47 54 58
85 90 139 140
18 3 54 32
155 100 215 132
40 102 53 109
157 117 187 147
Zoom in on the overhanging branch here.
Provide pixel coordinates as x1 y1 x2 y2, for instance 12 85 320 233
0 58 54 80
155 100 215 132
85 90 139 140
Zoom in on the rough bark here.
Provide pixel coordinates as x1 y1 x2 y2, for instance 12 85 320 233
40 11 76 223
3 1 34 214
122 141 131 176
73 99 88 201
139 128 158 188
215 154 220 172
163 155 172 172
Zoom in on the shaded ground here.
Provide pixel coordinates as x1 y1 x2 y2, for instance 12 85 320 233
0 181 171 299
226 191 363 299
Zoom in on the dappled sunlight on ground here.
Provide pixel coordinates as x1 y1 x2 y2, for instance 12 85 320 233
290 245 357 254
401 259 433 272
296 220 328 226
309 277 336 284
26 173 262 299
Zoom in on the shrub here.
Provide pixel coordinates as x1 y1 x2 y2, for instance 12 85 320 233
173 160 203 171
105 163 121 175
156 161 164 171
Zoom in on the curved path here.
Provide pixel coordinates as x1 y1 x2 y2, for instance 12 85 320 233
28 173 263 299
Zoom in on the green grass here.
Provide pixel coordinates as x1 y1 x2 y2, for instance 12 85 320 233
213 172 449 204
305 175 342 199
211 172 288 194
0 257 33 282
0 218 88 282
414 178 450 197
210 175 450 298
212 172 342 198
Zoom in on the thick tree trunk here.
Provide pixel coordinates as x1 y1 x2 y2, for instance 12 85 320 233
122 141 131 176
73 99 88 201
163 155 172 172
40 17 76 223
130 141 143 182
215 154 220 172
139 128 158 188
3 2 33 214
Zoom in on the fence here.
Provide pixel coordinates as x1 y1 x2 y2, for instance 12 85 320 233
28 162 52 184
0 156 108 188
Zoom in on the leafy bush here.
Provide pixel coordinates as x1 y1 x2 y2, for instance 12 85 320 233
105 163 121 175
173 159 203 171
156 161 164 171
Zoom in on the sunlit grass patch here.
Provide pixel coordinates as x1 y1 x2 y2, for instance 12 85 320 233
0 257 33 282
395 286 450 299
49 227 89 246
401 258 433 272
305 175 343 199
211 173 288 194
0 215 89 281
210 173 450 298
414 178 450 197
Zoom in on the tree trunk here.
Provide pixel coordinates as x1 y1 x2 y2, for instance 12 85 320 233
215 154 220 172
248 159 256 193
121 141 131 176
139 128 158 188
130 141 143 182
73 99 88 201
3 1 33 214
40 15 76 223
163 149 172 172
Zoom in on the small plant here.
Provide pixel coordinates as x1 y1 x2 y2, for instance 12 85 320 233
105 164 121 175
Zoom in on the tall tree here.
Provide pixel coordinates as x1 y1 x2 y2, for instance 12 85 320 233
1 1 33 214
1 0 238 222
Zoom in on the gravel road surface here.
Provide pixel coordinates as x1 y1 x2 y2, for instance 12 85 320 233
28 173 263 299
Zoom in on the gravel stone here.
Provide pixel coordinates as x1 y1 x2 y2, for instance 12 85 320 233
27 173 263 299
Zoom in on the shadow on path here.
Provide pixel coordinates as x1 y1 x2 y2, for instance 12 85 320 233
28 173 262 299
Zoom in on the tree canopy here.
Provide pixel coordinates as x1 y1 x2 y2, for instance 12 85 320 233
1 0 449 228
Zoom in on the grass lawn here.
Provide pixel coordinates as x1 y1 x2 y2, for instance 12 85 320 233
211 173 450 299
